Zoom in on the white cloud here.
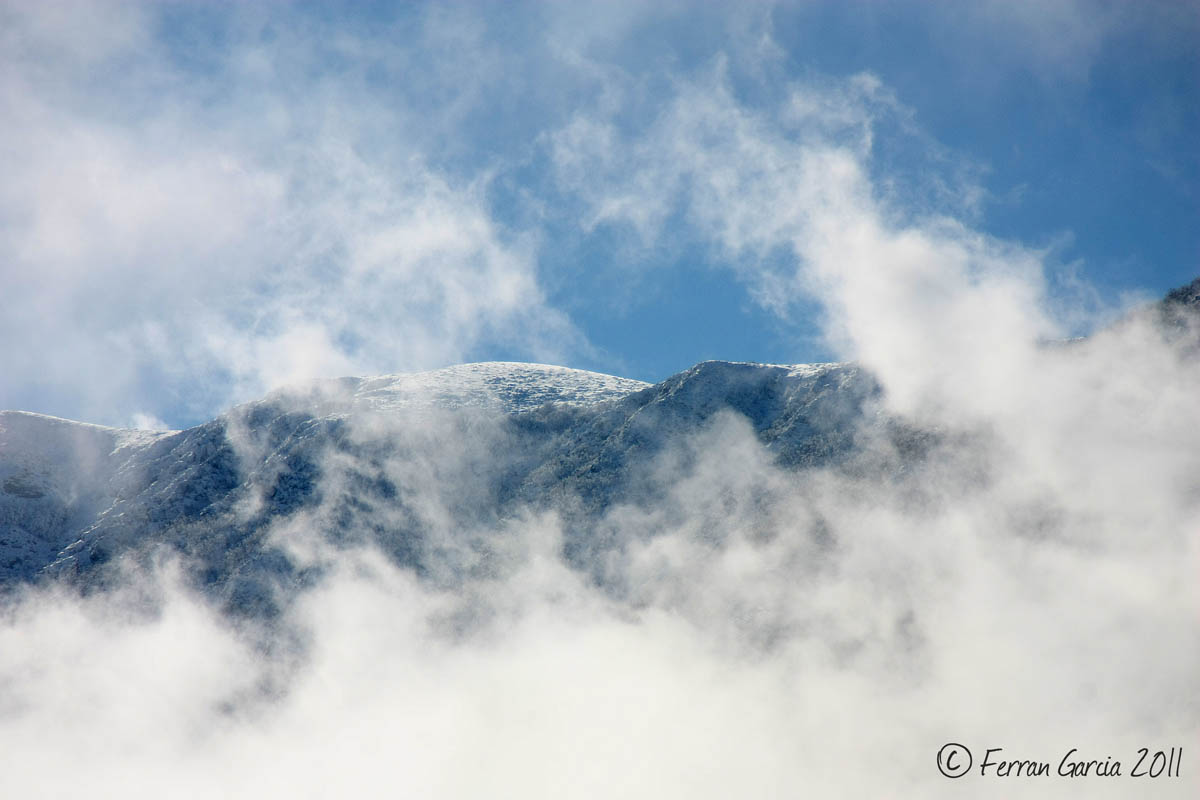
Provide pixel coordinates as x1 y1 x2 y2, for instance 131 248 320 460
0 3 585 425
545 62 1066 422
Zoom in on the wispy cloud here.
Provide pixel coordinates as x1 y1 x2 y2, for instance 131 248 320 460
0 3 587 426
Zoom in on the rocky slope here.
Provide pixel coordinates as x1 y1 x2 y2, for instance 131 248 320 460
0 360 898 614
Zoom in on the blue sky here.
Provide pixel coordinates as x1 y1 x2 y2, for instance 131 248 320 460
1 1 1196 428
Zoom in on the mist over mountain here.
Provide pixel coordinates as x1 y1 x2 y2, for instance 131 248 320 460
0 358 885 612
5 281 1197 619
1 279 1198 799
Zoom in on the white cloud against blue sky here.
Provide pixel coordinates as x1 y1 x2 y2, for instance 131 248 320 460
0 0 1196 428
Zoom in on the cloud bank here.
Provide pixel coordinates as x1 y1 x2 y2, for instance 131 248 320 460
2 308 1197 797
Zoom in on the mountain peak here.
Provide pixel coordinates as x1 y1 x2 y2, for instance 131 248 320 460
339 361 651 414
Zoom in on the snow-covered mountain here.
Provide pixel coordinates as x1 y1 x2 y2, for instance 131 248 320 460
3 278 1197 617
0 359 892 613
0 413 173 583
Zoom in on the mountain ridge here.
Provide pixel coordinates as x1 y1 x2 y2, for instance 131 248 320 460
1 359 874 613
3 278 1198 615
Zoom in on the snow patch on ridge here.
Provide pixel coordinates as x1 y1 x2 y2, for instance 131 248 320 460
347 362 652 413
